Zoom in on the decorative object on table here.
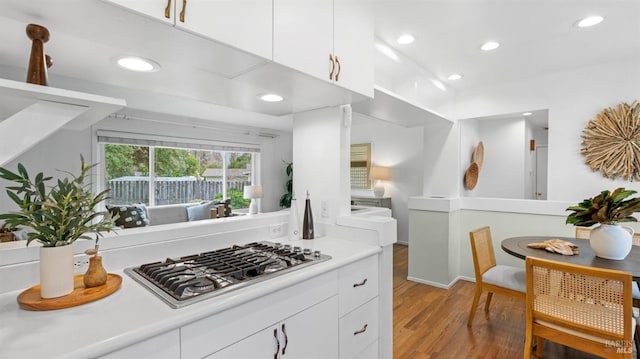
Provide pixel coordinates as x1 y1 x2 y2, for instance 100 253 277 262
0 222 19 242
581 101 640 181
243 185 263 215
527 239 579 255
302 190 314 239
279 161 293 208
17 274 122 311
0 156 116 298
83 240 107 288
566 188 640 260
370 166 391 197
288 192 300 241
464 142 483 190
25 24 53 86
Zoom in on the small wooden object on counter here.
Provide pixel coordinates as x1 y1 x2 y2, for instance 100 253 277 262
0 223 17 242
17 274 122 311
84 255 108 288
25 24 53 86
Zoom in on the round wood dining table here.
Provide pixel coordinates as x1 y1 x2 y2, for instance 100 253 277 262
501 236 640 280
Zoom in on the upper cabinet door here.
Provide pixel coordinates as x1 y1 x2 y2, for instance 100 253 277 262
273 0 333 82
333 0 374 97
105 0 175 24
175 0 273 59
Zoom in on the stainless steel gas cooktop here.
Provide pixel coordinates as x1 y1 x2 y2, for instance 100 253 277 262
125 241 331 308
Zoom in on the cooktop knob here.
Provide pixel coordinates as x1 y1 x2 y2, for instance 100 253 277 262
284 244 292 250
293 246 302 253
303 248 312 256
274 242 282 248
313 250 321 258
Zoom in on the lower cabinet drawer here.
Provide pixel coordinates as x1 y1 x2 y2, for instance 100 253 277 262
354 340 378 359
339 297 378 359
339 254 379 316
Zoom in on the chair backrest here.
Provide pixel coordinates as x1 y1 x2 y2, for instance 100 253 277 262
575 226 592 240
525 257 632 343
469 226 497 281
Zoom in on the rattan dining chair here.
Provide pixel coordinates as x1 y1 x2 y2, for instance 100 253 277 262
524 257 635 358
467 226 526 326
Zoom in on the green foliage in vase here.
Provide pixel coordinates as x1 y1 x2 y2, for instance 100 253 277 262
0 156 116 247
566 188 640 227
279 162 293 208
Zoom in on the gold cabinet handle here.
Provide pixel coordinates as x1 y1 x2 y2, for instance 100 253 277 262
179 0 186 22
329 53 335 80
335 55 341 81
164 0 171 19
353 278 367 287
354 324 368 335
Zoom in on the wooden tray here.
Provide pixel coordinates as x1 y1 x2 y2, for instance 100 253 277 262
17 273 122 311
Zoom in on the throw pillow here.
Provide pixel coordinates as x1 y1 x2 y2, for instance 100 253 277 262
107 204 150 229
186 201 216 221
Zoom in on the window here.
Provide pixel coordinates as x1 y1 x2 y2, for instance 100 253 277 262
98 132 259 210
350 143 371 189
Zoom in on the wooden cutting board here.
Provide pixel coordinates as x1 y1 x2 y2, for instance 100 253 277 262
17 273 122 311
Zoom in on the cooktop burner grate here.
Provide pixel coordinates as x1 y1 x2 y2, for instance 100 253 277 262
125 241 331 308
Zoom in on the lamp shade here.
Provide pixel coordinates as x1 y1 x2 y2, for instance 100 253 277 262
243 185 264 199
369 166 391 181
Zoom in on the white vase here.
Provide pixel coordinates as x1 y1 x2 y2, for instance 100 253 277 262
40 245 74 298
589 224 634 260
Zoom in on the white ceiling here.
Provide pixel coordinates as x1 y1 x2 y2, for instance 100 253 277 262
374 0 640 92
0 1 638 131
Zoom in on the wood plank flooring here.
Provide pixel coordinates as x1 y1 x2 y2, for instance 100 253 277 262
393 244 635 359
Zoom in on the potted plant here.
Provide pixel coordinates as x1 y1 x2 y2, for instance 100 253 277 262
566 188 640 260
0 156 116 297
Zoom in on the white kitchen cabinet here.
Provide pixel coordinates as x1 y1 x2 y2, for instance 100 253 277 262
273 0 374 97
338 254 380 359
209 296 339 359
105 0 272 59
99 329 180 359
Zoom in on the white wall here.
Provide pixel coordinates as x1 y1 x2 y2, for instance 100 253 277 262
460 117 526 198
292 106 351 234
351 113 424 244
453 59 640 201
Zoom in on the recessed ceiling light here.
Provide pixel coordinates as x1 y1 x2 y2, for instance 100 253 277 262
116 56 160 72
522 112 533 116
259 94 283 102
397 34 415 45
431 79 447 92
576 15 604 28
480 41 500 51
447 73 463 81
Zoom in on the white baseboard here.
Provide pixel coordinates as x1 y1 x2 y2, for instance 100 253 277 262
406 275 474 289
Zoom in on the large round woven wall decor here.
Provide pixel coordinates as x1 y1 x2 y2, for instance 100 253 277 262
581 102 640 181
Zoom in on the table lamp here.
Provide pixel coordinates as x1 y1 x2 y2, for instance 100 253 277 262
370 166 391 197
243 185 263 215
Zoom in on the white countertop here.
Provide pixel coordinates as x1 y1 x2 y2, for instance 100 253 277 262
0 236 380 359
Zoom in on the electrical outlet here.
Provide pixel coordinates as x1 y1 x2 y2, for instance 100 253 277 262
321 201 329 218
73 255 89 274
269 223 284 238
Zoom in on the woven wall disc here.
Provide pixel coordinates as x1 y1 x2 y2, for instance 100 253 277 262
472 142 484 171
464 162 479 190
581 102 640 181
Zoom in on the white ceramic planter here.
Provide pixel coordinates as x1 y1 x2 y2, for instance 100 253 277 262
40 245 74 298
589 224 634 260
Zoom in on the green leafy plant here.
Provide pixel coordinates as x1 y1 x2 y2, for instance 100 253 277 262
279 162 293 208
566 188 640 227
0 156 116 247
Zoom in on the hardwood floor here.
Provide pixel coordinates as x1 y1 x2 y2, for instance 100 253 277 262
392 244 636 359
